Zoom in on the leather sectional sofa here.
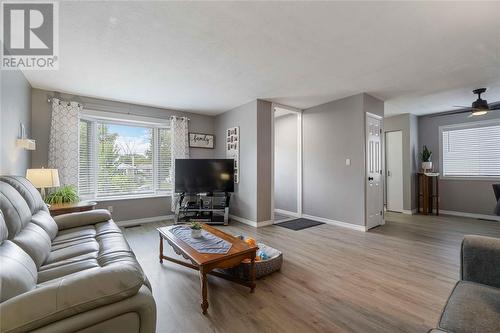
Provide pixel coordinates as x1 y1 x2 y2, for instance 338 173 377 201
0 176 156 333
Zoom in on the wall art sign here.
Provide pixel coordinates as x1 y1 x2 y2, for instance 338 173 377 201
189 133 214 149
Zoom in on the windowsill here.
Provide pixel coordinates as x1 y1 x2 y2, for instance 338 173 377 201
440 176 500 181
81 193 172 202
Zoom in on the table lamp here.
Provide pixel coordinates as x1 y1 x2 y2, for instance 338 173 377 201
26 168 60 200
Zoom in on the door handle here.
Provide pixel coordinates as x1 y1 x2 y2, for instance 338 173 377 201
368 177 374 181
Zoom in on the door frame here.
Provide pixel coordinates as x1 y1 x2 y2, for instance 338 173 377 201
384 130 404 213
271 103 303 222
365 112 385 228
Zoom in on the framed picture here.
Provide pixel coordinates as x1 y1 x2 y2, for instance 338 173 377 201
226 126 240 183
189 133 214 149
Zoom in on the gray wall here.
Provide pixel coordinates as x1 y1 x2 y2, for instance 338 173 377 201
384 113 418 211
256 100 272 222
418 111 500 215
302 93 383 227
274 113 298 212
31 88 215 221
214 99 272 224
303 94 366 226
215 100 258 222
1 70 32 175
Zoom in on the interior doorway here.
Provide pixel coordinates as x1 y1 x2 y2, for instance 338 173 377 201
272 104 302 223
385 131 404 212
366 113 384 229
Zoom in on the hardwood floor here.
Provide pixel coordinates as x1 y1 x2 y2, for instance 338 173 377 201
123 213 500 333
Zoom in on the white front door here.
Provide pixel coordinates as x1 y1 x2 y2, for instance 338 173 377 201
366 113 383 229
385 131 404 212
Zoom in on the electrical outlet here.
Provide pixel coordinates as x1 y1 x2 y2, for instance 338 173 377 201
107 206 113 213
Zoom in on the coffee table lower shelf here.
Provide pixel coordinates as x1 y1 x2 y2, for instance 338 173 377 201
158 227 257 314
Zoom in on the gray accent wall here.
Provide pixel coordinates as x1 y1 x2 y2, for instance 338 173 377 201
302 93 383 226
1 70 32 176
274 113 298 213
214 99 272 224
256 100 272 222
418 111 500 216
31 88 215 222
384 114 419 211
215 100 258 222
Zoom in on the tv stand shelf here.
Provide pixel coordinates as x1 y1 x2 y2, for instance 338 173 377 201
174 192 230 225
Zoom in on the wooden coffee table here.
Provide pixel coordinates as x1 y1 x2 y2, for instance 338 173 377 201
157 224 258 314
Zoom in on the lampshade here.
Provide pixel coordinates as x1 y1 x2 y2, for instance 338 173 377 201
26 169 60 188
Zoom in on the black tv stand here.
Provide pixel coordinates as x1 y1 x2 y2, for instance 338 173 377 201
174 192 230 225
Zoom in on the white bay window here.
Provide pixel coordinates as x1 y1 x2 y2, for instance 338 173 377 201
79 115 171 199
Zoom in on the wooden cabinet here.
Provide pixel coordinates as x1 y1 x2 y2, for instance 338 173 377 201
416 173 439 215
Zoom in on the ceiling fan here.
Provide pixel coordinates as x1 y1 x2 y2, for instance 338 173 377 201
452 88 500 116
438 88 500 117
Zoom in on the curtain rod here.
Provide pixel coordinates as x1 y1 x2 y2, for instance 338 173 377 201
46 97 190 121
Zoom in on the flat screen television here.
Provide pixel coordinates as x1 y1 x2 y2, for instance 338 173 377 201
175 159 235 193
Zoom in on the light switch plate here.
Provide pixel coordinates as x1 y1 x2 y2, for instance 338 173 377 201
346 158 351 166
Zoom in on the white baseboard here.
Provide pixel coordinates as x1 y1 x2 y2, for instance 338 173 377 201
301 214 367 232
229 215 275 228
274 209 301 218
229 214 258 227
257 219 274 227
402 209 417 215
116 215 174 227
439 210 500 222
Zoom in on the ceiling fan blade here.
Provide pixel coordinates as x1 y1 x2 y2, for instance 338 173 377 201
429 109 472 117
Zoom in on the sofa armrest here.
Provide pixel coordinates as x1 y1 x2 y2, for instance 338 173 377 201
0 262 145 333
54 209 111 230
461 235 500 288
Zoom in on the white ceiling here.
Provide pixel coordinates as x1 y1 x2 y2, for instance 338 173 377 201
23 1 500 116
274 107 297 118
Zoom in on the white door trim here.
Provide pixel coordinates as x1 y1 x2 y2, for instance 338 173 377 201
271 103 303 223
385 130 404 213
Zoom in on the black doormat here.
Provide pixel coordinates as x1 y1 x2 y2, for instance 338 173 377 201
276 218 324 231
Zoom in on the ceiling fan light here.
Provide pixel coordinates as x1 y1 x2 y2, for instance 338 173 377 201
471 110 488 116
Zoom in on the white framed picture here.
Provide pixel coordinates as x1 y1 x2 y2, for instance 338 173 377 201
189 133 214 149
226 126 239 183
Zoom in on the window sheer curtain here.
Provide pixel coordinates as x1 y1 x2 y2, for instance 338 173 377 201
48 98 82 187
170 116 189 211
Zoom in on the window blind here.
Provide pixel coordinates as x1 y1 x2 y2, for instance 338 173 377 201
442 122 500 177
78 118 171 198
78 120 93 195
157 128 172 192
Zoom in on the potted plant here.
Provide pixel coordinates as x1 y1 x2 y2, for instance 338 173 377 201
190 222 203 238
45 185 79 205
420 145 433 171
